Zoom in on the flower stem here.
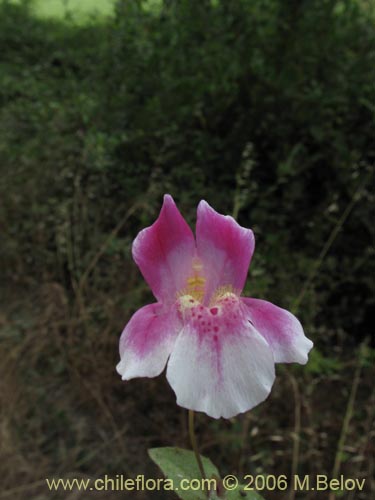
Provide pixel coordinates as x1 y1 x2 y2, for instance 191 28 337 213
188 410 206 480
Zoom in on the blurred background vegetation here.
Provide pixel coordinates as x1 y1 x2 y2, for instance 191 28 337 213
0 0 374 499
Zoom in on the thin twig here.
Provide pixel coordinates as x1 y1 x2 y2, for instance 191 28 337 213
287 370 301 500
77 201 144 294
328 346 363 500
188 410 206 480
347 387 375 500
292 172 371 312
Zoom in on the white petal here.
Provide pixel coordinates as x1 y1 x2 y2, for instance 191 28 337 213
166 323 275 419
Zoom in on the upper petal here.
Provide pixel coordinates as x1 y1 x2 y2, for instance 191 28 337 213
242 298 313 364
132 195 196 303
117 302 182 380
166 297 275 418
196 200 255 303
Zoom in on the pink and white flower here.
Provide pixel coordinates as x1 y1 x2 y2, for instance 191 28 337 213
117 195 313 419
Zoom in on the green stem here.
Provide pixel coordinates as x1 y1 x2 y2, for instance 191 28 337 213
188 410 206 480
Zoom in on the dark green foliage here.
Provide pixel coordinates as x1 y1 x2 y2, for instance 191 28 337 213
1 0 373 342
1 3 374 498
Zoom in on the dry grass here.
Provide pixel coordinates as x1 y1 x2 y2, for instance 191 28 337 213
1 218 374 500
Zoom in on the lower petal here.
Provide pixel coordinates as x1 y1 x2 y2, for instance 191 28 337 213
166 321 275 419
117 303 181 380
242 298 313 364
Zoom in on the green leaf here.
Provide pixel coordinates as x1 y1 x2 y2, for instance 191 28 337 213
148 447 219 500
148 447 266 500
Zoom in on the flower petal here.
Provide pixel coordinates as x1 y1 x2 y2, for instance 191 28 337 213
132 194 196 303
166 298 275 419
196 200 255 302
117 303 181 380
242 298 313 364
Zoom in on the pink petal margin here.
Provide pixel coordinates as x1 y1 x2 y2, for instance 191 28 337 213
132 195 196 303
196 200 255 303
242 298 313 364
116 303 182 380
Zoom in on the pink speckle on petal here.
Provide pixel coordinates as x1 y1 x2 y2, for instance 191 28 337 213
118 194 313 419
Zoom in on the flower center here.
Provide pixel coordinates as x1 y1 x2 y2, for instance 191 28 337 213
177 291 242 338
177 257 240 333
178 258 206 302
